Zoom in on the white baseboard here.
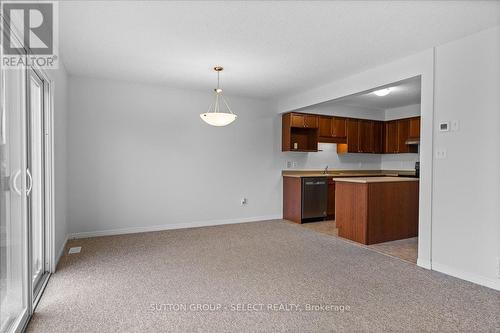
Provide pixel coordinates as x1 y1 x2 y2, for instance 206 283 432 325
432 261 500 291
53 234 68 272
68 214 282 240
416 258 431 269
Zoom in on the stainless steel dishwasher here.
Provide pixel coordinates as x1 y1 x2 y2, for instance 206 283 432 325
301 177 328 220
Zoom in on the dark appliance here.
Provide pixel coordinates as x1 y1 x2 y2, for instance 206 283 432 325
301 177 328 221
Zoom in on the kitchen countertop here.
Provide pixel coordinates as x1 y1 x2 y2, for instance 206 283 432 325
282 169 416 178
332 176 419 183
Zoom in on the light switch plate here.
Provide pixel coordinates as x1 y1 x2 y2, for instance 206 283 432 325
436 149 447 159
451 120 460 131
68 246 81 254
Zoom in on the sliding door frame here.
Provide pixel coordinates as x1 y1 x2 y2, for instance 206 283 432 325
26 63 55 309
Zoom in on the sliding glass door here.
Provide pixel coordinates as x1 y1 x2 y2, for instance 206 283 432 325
0 54 30 333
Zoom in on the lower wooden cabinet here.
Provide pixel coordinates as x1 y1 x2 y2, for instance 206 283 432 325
335 180 419 245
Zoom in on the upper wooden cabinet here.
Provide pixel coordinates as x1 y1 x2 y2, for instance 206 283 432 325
409 117 420 139
318 116 347 143
337 119 383 154
283 112 420 154
318 116 332 138
345 119 360 153
385 120 399 153
332 117 347 138
373 121 384 154
384 117 419 153
282 113 319 152
397 118 410 153
291 113 318 129
358 119 374 153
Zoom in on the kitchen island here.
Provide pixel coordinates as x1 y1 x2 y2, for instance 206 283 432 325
334 177 419 245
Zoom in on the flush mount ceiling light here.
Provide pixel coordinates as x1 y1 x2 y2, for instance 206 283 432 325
200 66 237 127
373 87 393 97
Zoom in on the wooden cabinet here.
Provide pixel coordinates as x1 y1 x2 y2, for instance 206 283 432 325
384 118 420 154
327 178 335 218
319 116 347 143
397 118 410 153
409 117 420 139
384 120 399 153
338 119 382 154
335 180 419 245
358 120 374 153
332 117 346 138
345 119 360 153
291 113 318 128
318 116 332 138
283 111 420 154
373 121 384 154
282 113 319 152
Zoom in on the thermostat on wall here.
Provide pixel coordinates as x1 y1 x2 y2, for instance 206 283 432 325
439 121 450 132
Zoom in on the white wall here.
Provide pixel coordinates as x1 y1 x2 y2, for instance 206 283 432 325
385 104 420 120
67 76 281 236
46 62 69 265
431 26 500 289
301 104 386 121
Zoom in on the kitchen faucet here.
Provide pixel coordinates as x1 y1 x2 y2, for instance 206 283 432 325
323 165 329 174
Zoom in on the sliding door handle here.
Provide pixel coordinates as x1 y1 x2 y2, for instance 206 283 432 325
26 169 32 196
10 169 21 195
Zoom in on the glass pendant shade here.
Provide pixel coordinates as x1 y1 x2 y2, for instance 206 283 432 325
200 67 237 126
200 111 237 126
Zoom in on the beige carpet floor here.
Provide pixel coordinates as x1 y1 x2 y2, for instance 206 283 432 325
28 220 499 332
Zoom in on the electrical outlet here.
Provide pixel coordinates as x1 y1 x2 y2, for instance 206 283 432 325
240 198 248 206
286 161 292 168
292 161 297 168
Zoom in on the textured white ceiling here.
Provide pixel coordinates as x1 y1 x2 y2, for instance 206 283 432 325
333 77 421 110
60 1 500 98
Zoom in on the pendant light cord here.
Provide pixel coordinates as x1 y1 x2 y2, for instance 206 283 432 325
208 67 234 115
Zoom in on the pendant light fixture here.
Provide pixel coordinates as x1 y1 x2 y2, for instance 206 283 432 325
200 66 237 126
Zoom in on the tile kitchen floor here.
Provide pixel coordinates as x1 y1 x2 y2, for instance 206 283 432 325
297 220 418 264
